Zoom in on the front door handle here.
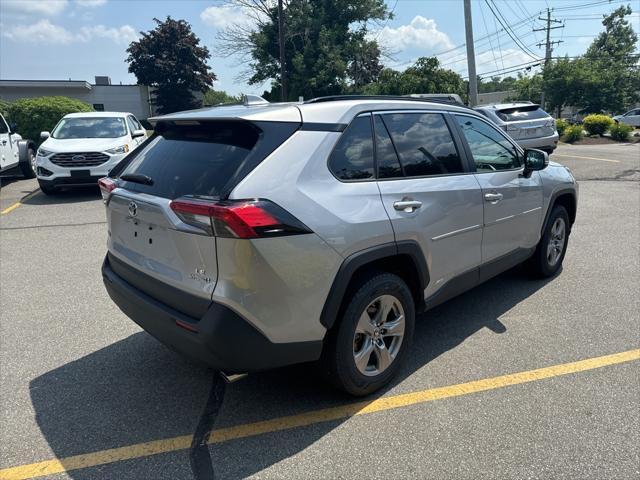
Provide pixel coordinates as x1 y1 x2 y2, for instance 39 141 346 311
393 199 422 212
484 192 503 204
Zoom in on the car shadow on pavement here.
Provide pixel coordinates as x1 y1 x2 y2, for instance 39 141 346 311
29 266 554 479
22 186 101 205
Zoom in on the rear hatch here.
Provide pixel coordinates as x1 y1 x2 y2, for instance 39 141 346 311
496 105 555 140
104 118 300 319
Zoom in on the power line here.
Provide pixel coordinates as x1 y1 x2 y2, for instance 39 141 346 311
484 0 541 61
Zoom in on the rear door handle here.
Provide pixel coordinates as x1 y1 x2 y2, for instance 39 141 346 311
484 192 503 204
393 199 422 212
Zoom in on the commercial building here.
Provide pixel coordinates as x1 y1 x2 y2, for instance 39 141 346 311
0 76 155 120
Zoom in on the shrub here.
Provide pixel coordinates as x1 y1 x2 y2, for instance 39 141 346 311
7 96 93 144
609 122 634 141
582 114 613 136
0 99 11 119
563 125 584 143
555 118 568 136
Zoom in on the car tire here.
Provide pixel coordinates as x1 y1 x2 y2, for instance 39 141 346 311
38 181 58 195
19 148 37 179
320 273 415 396
529 205 570 278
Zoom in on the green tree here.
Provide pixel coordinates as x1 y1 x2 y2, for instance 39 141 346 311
362 57 465 97
203 89 241 106
478 76 517 93
219 0 391 100
507 73 543 104
127 17 216 114
6 97 93 145
579 5 639 113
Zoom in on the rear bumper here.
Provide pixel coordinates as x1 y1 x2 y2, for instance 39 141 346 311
101 255 322 372
516 133 559 151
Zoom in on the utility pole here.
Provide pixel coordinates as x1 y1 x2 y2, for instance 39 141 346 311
277 0 287 102
463 0 478 107
534 8 563 108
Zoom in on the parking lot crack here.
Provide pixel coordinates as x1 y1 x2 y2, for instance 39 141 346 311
189 375 227 480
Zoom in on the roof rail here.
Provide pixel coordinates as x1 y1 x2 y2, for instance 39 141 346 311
304 95 471 109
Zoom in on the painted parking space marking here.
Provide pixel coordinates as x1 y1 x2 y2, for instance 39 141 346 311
553 153 621 163
1 348 638 480
0 189 39 215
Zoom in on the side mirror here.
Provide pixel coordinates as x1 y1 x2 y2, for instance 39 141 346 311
40 131 50 140
523 148 549 177
131 129 146 138
9 122 17 132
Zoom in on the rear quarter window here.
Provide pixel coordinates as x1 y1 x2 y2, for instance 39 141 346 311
328 115 374 181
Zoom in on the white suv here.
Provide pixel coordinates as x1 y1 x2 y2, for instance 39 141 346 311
36 112 147 194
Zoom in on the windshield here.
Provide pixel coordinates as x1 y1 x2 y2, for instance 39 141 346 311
496 106 550 122
52 117 127 139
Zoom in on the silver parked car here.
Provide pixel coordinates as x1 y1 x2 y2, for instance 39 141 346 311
474 102 559 153
612 108 640 128
100 95 578 395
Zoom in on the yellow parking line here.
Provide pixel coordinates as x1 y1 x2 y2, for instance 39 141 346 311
1 348 638 480
0 190 39 215
553 153 621 163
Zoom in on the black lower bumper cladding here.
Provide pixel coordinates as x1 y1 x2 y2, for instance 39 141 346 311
101 255 322 372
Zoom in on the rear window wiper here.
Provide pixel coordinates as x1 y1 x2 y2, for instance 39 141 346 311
120 173 154 185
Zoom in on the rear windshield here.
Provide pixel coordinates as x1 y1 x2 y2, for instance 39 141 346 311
52 117 127 139
118 121 260 199
496 106 550 122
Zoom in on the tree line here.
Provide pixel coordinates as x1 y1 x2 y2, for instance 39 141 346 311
125 2 638 116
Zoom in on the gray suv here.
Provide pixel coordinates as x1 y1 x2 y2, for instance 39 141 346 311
100 96 578 396
474 102 559 154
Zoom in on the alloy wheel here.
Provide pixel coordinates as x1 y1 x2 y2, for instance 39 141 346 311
546 217 566 266
353 294 405 377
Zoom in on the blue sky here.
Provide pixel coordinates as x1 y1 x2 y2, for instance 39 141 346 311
1 0 638 95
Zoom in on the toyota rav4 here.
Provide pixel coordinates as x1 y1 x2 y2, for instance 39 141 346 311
100 96 578 396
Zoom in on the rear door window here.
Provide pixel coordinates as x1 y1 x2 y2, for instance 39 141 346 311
328 115 374 181
381 112 464 177
496 106 550 122
118 121 260 199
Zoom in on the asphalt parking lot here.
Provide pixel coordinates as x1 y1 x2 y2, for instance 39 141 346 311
1 142 638 480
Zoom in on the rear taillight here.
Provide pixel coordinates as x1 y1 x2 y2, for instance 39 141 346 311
98 177 117 202
169 198 312 238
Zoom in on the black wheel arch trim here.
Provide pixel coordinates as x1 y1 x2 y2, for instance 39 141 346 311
542 188 577 235
320 240 429 330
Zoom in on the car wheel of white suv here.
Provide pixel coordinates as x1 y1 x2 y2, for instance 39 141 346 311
321 273 415 396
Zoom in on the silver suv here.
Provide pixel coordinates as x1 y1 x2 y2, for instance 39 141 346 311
100 96 578 396
474 102 559 154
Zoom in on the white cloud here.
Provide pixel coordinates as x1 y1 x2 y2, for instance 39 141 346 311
372 16 453 52
3 20 138 45
3 19 75 44
76 0 107 6
200 5 256 29
1 0 68 16
78 25 138 44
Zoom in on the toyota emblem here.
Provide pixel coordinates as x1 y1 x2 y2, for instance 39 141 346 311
128 201 138 217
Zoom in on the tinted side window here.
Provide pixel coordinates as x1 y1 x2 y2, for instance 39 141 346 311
381 113 464 177
374 115 403 179
328 115 374 181
127 116 138 133
456 115 520 171
0 117 8 134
